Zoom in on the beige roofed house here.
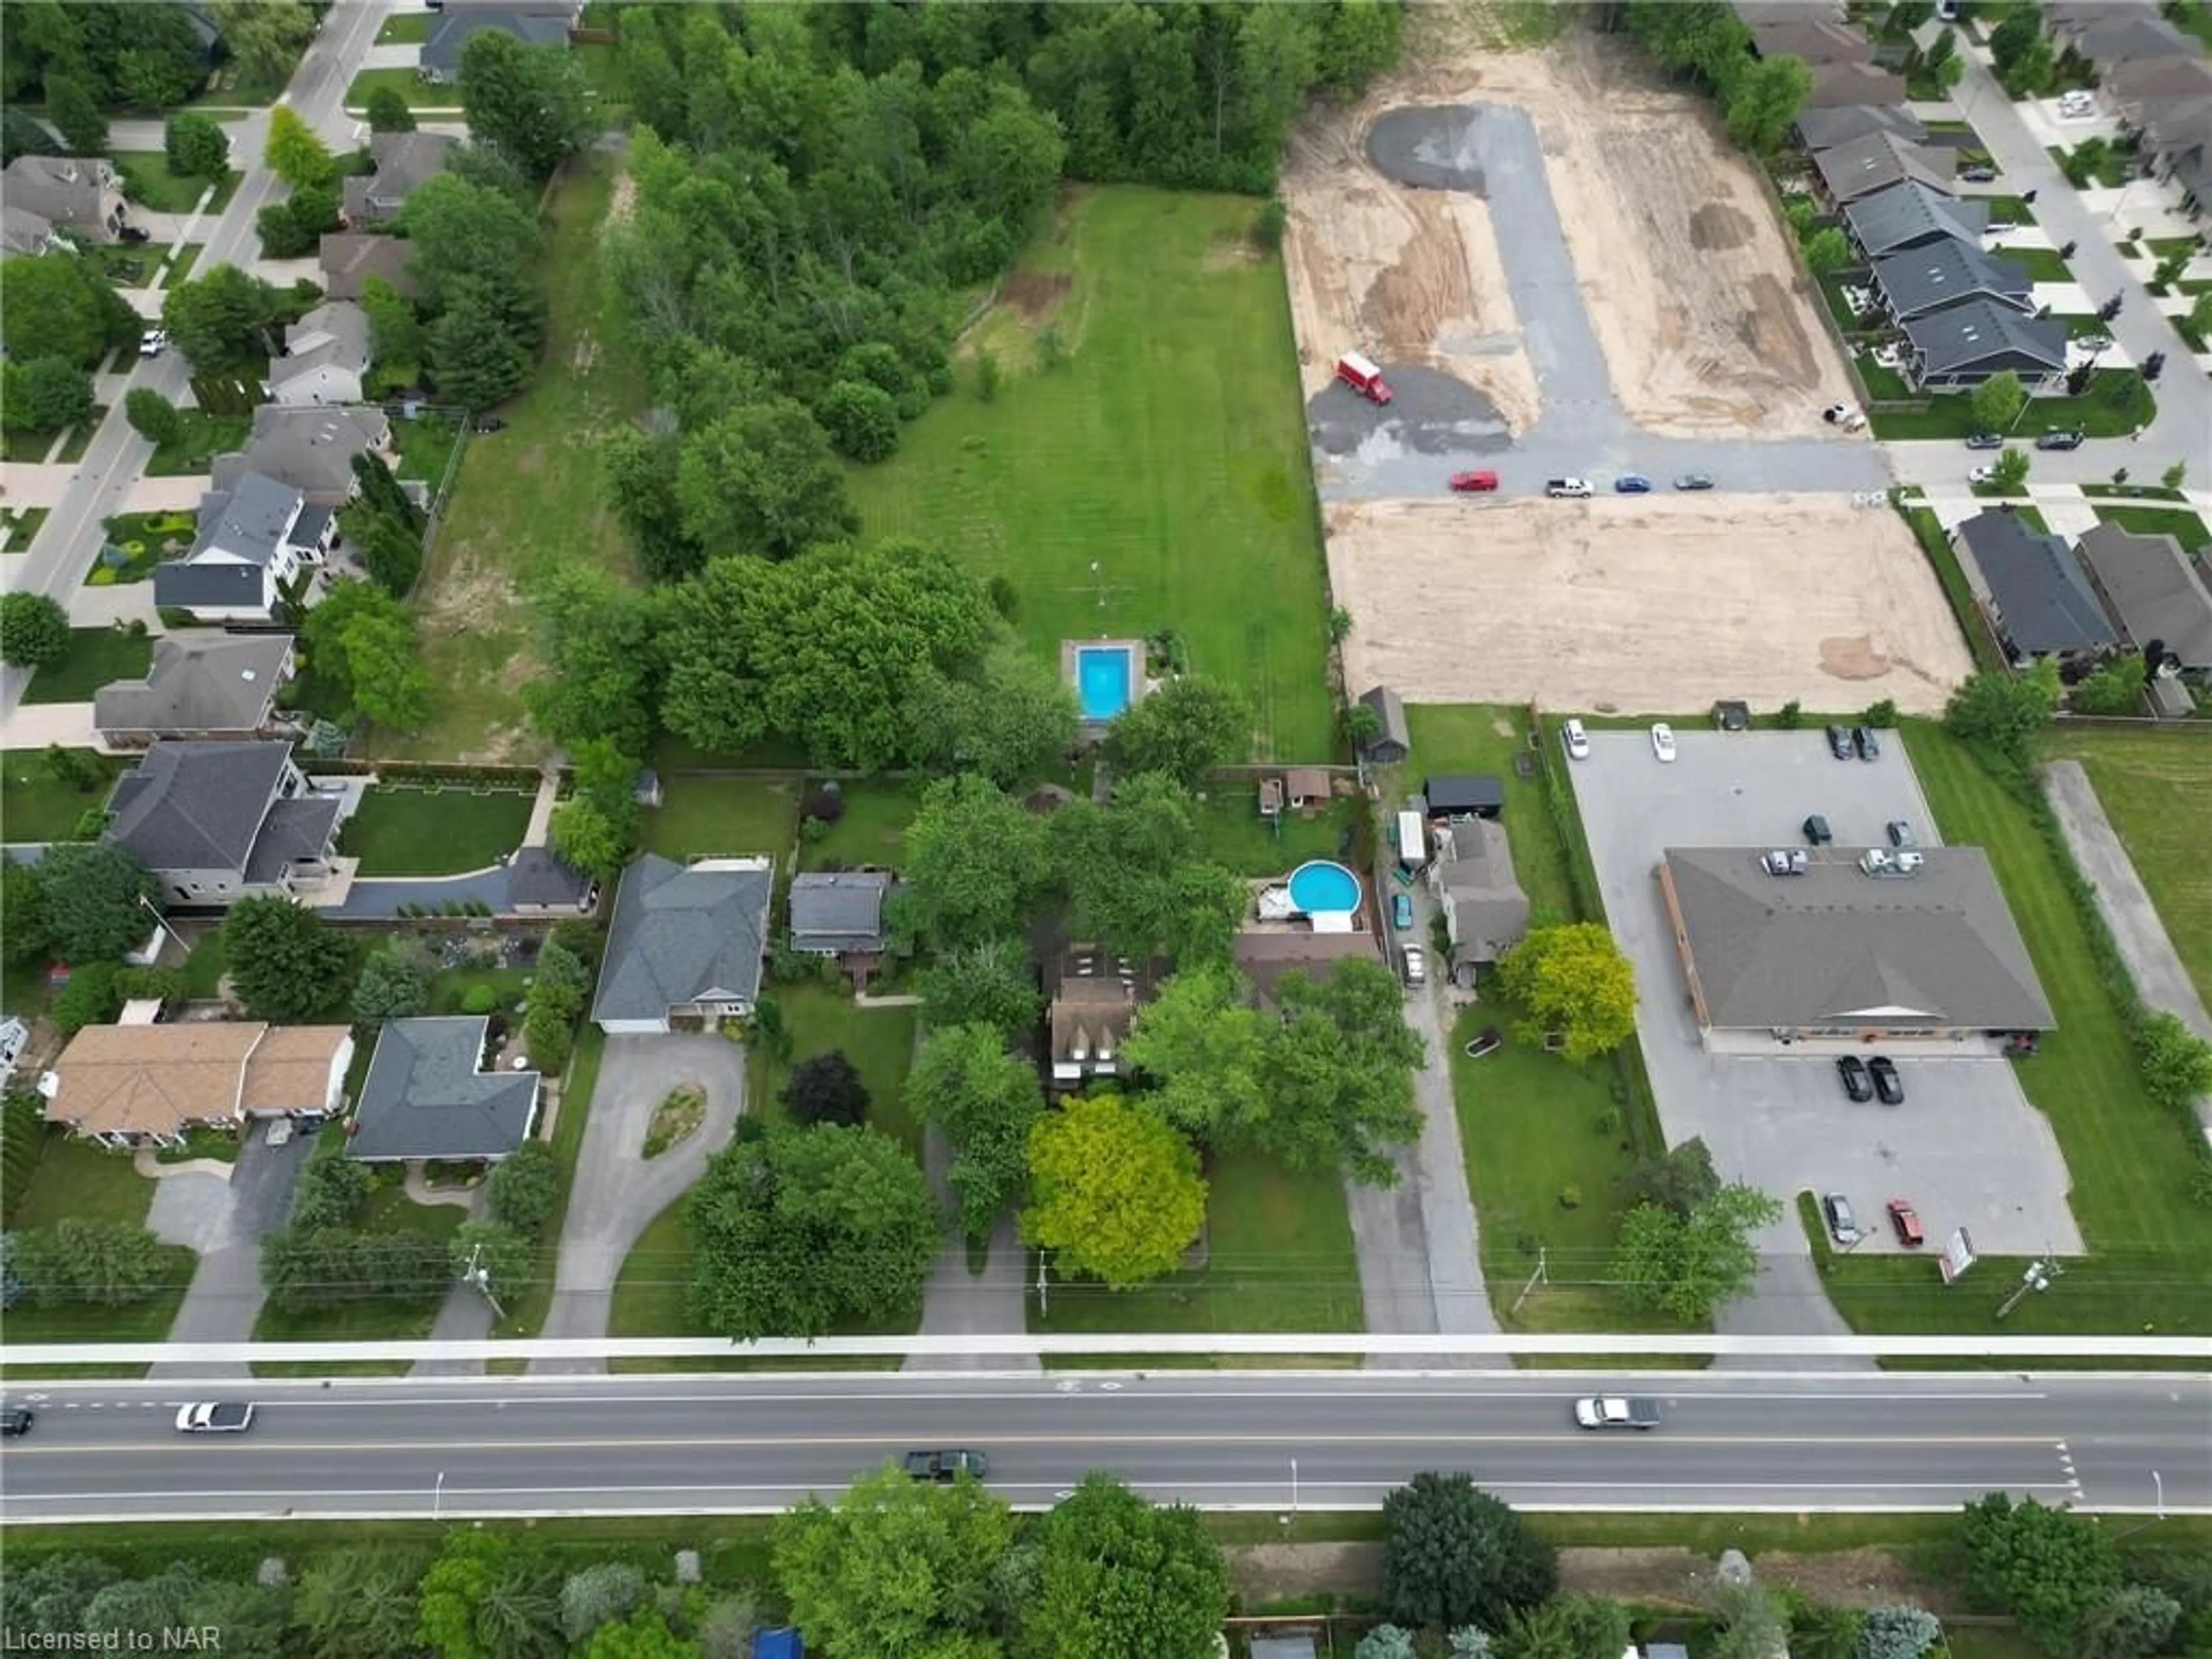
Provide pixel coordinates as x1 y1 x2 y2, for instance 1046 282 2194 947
41 1024 354 1147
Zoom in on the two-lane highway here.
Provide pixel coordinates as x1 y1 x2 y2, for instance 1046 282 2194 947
2 1371 2202 1522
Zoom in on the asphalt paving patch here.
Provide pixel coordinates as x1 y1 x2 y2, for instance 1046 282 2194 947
1366 106 1490 195
1308 364 1509 460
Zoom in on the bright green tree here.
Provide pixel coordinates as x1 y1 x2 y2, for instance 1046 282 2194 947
1971 370 2027 434
221 896 354 1021
262 103 335 188
1495 923 1639 1061
1022 1094 1206 1289
910 1022 1043 1238
1018 1474 1230 1659
1612 1183 1783 1323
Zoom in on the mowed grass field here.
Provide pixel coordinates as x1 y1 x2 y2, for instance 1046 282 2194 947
1812 726 2212 1346
846 187 1338 761
397 157 646 763
2041 726 2212 1008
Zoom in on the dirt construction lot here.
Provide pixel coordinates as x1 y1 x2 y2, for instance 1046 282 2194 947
1279 21 1855 437
1325 494 1976 715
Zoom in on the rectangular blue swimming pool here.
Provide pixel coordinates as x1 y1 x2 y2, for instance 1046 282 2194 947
1077 647 1133 721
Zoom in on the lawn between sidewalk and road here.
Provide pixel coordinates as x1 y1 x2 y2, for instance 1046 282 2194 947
845 185 1339 762
1805 726 2212 1354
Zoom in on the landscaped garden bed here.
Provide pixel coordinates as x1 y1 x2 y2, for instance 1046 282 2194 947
644 1085 706 1158
93 511 197 585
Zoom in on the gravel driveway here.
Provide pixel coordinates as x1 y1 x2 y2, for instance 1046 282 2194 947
531 1035 745 1374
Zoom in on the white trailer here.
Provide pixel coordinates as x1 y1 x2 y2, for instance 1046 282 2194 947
1397 809 1427 870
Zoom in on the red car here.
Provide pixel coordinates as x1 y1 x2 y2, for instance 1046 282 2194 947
1450 470 1499 493
1887 1199 1925 1247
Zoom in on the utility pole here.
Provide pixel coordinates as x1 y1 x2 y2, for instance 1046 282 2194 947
1035 1250 1049 1319
434 1469 446 1523
463 1243 509 1324
1510 1247 1548 1317
1995 1256 2061 1320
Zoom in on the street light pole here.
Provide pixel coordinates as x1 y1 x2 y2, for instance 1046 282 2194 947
434 1469 446 1523
1291 1458 1299 1518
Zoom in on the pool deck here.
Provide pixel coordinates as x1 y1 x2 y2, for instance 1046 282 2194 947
1063 637 1150 729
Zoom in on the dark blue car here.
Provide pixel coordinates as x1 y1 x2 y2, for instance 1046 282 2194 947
1614 475 1652 494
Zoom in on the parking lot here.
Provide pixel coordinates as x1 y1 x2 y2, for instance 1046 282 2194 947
1567 728 2083 1260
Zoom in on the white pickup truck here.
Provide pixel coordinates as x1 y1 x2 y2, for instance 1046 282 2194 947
1573 1396 1660 1431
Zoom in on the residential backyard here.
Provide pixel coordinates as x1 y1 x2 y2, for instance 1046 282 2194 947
21 628 152 705
336 785 535 875
1 748 124 842
797 780 919 870
398 157 647 762
644 776 800 864
1195 789 1356 878
846 186 1339 761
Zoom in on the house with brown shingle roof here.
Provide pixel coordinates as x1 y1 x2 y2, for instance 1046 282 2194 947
39 1023 354 1147
318 233 420 302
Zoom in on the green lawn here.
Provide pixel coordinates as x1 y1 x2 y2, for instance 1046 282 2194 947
799 780 920 870
2 507 51 551
1400 706 1575 926
643 775 799 863
2039 726 2212 1009
2 748 124 842
748 982 921 1156
111 153 237 215
97 510 198 585
400 158 647 763
846 186 1338 761
179 930 227 998
145 411 253 478
1869 369 2154 441
21 628 152 704
2048 142 2133 188
1812 725 2212 1344
427 965 533 1016
391 412 464 487
2092 502 2212 556
336 785 533 874
1030 1151 1365 1346
1904 507 2007 674
10 1132 157 1230
343 66 463 111
252 1180 466 1373
1982 194 2035 227
1196 790 1356 878
375 10 430 42
1987 243 2071 282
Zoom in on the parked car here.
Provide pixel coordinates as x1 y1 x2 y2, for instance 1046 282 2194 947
1400 944 1427 988
2058 90 2097 116
1823 402 1866 429
1614 474 1652 494
2075 334 2111 353
1969 465 1998 486
139 328 168 357
1392 892 1414 931
1762 848 1809 876
1887 819 1916 848
1888 1199 1926 1247
1825 724 1854 760
1673 473 1714 491
1853 726 1881 761
1965 431 2005 450
472 416 506 434
1961 165 1998 183
2035 429 2085 451
1869 1055 1904 1106
1649 722 1676 762
119 224 150 244
175 1402 255 1434
905 1450 987 1483
0 1407 32 1437
1823 1192 1862 1247
1561 717 1590 760
1450 469 1499 492
1836 1055 1874 1103
1803 813 1832 846
1546 478 1593 498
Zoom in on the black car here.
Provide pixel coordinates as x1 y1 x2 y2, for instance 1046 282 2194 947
1869 1055 1904 1106
1887 819 1916 848
2035 429 2085 451
119 225 150 244
1803 813 1833 846
1965 431 2005 450
1825 724 1854 760
1 1407 32 1437
1961 164 1998 183
1854 725 1881 761
472 416 506 434
1836 1055 1874 1103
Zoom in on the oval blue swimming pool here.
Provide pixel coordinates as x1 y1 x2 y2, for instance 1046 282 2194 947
1287 859 1361 915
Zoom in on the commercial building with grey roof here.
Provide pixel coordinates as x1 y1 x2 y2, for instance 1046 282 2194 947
592 854 774 1034
1658 846 2056 1040
348 1017 539 1161
1871 241 2032 323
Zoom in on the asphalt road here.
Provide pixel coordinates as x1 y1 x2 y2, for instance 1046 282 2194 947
1 1371 2201 1522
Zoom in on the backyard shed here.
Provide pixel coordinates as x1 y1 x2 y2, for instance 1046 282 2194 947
1285 767 1331 812
1424 774 1505 819
1357 684 1411 763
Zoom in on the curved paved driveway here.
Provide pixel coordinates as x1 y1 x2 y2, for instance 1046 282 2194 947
530 1035 745 1375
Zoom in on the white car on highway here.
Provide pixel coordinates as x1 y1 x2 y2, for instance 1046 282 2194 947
175 1402 255 1434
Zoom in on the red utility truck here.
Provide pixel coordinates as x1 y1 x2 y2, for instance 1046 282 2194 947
1336 351 1393 405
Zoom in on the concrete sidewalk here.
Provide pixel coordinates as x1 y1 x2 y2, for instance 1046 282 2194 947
1 703 100 749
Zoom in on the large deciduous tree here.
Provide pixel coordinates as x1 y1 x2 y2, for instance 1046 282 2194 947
221 896 355 1021
781 1051 872 1128
207 0 317 86
1971 370 2027 434
892 775 1055 951
918 935 1043 1040
1724 53 1811 154
1959 1494 2124 1654
687 1123 938 1340
1022 1094 1206 1289
2 254 137 368
1102 673 1252 787
262 103 335 188
674 400 858 562
1380 1473 1557 1634
1495 923 1638 1062
4 357 93 434
160 263 281 372
904 643 1081 790
1019 1474 1230 1659
0 592 70 666
459 31 596 179
910 1022 1043 1238
1611 1182 1782 1324
524 562 662 756
30 843 160 964
772 1463 1014 1659
1051 774 1247 968
165 111 232 179
123 387 183 445
1944 661 2059 764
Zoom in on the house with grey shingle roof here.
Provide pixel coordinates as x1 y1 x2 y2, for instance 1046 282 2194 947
2066 13 2202 68
592 855 774 1034
2104 54 2212 119
1658 846 2055 1043
2 203 71 256
1814 130 1956 204
1426 818 1529 980
103 740 343 906
419 1 581 83
1953 510 2121 660
1748 16 1870 66
342 131 457 226
1 157 126 239
212 407 395 507
318 233 420 301
1796 104 1927 153
2075 522 2212 670
1357 685 1410 764
1903 299 2067 391
789 870 896 959
266 301 372 408
1872 242 2033 323
152 471 334 622
1844 180 1990 256
1800 60 1909 109
347 1017 540 1161
94 632 297 748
